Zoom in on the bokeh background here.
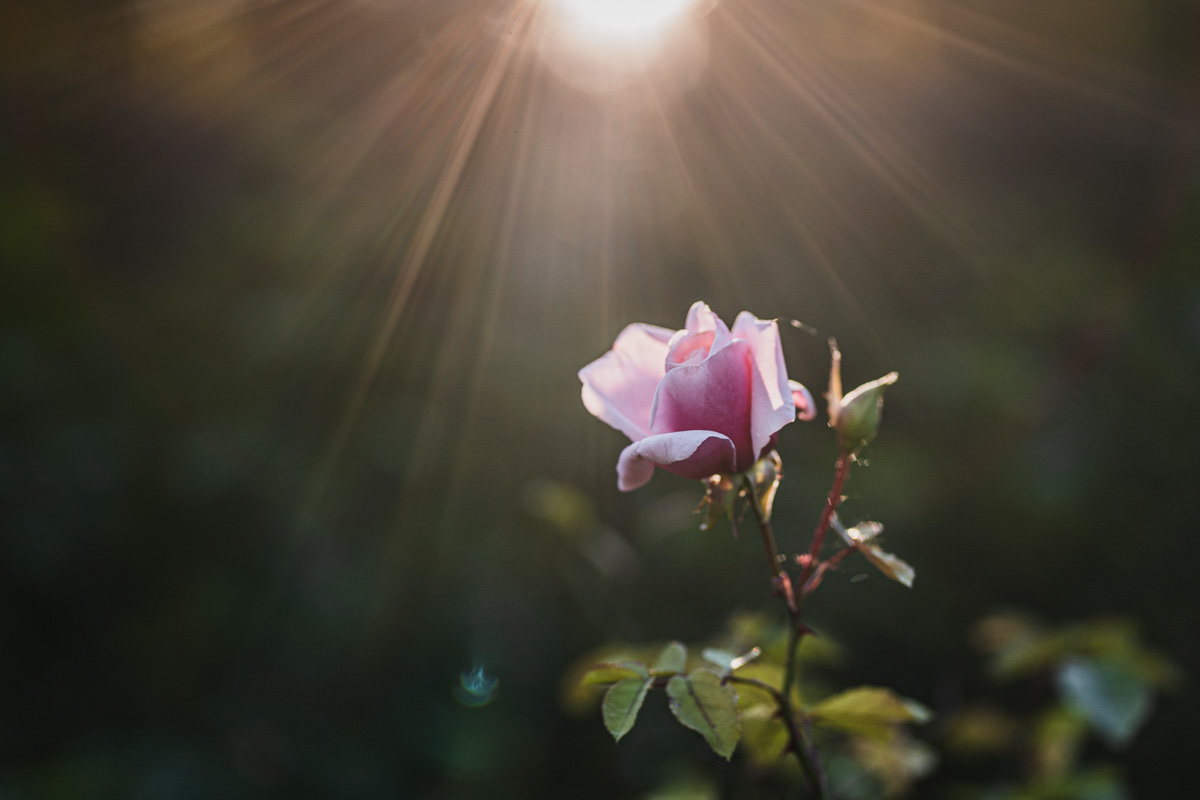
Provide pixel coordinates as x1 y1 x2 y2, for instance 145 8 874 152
3 0 1199 796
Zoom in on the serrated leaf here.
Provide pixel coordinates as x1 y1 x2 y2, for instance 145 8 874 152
811 687 931 739
837 521 914 588
603 677 654 742
1057 657 1152 748
582 661 650 686
654 641 688 675
667 671 742 759
859 545 915 588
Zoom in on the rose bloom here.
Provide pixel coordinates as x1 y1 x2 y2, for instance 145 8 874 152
580 301 815 490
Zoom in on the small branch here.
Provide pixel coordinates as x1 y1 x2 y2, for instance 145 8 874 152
802 544 857 594
798 455 852 592
723 674 786 706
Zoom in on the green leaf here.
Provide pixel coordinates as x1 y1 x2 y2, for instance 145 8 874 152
582 661 650 686
739 704 791 766
836 520 915 588
941 706 1019 757
603 677 654 742
1031 705 1088 779
849 729 938 796
1057 657 1152 748
811 687 931 739
1019 768 1129 800
654 641 688 675
666 671 743 759
702 648 737 671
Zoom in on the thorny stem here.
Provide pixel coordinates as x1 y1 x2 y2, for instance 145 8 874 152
798 454 852 592
803 544 858 595
742 477 827 800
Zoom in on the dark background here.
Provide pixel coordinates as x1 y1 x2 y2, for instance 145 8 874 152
2 0 1198 796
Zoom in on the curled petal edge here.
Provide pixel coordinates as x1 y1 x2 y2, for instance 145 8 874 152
616 431 738 492
732 312 796 460
789 380 817 422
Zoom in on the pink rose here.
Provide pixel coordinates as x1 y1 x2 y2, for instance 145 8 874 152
580 301 816 491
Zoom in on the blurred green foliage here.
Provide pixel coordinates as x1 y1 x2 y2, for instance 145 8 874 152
936 614 1181 800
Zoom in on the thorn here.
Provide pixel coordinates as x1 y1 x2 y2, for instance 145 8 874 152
772 572 797 613
790 319 820 336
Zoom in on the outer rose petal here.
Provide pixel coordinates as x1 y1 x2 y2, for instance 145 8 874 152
649 339 756 473
617 431 737 491
579 323 674 441
732 312 796 461
789 380 817 421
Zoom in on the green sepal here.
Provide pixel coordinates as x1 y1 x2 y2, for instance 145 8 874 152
835 372 898 452
699 475 737 532
747 451 783 522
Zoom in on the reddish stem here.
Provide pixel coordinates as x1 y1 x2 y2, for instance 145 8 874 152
802 544 857 594
799 454 852 593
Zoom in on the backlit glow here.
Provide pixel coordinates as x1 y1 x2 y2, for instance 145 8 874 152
555 0 695 35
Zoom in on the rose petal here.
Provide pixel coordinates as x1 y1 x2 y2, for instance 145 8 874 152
666 329 716 370
732 312 796 461
579 323 674 441
649 340 755 472
617 431 737 491
673 302 732 360
789 380 817 422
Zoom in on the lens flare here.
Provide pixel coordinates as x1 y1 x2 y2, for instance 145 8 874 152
554 0 695 35
453 663 499 708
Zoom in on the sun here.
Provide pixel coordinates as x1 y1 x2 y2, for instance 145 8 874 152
553 0 697 35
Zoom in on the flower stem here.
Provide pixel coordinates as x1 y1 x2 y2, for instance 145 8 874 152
744 476 783 581
742 477 826 800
